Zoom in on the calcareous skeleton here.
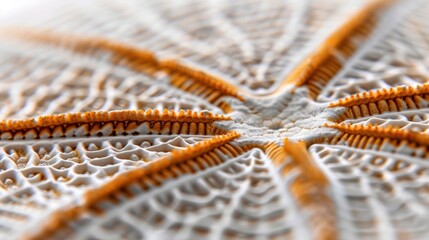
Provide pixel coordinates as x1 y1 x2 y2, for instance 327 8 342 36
0 0 428 239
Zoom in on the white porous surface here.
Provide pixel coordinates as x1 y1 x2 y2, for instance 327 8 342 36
0 0 428 239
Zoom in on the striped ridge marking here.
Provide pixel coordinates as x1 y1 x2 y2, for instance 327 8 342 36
265 142 287 166
0 109 231 140
26 132 246 240
281 0 391 98
283 139 328 185
265 140 336 240
4 28 159 73
330 84 429 121
330 84 429 108
326 123 429 148
160 60 244 102
305 16 378 99
4 29 244 111
265 142 294 175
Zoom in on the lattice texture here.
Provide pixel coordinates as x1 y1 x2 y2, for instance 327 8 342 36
0 44 222 120
0 0 428 239
318 0 429 102
61 150 301 240
0 135 207 239
311 144 429 239
4 0 373 95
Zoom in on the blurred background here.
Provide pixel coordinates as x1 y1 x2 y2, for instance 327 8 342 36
0 0 40 17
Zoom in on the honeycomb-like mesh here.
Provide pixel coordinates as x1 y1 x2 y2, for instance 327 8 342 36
0 42 223 120
61 149 298 240
318 0 429 102
311 144 429 239
1 0 371 95
0 135 207 239
0 0 428 239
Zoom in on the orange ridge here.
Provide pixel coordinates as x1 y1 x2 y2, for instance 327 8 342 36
265 142 288 166
325 123 429 146
0 109 231 132
264 140 329 185
265 140 335 240
330 84 429 107
4 28 158 64
283 139 328 186
290 178 336 240
265 142 294 175
26 132 241 240
160 60 244 101
3 29 244 102
304 13 377 99
282 0 391 88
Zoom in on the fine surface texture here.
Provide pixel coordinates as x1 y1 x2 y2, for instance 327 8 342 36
0 0 428 239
